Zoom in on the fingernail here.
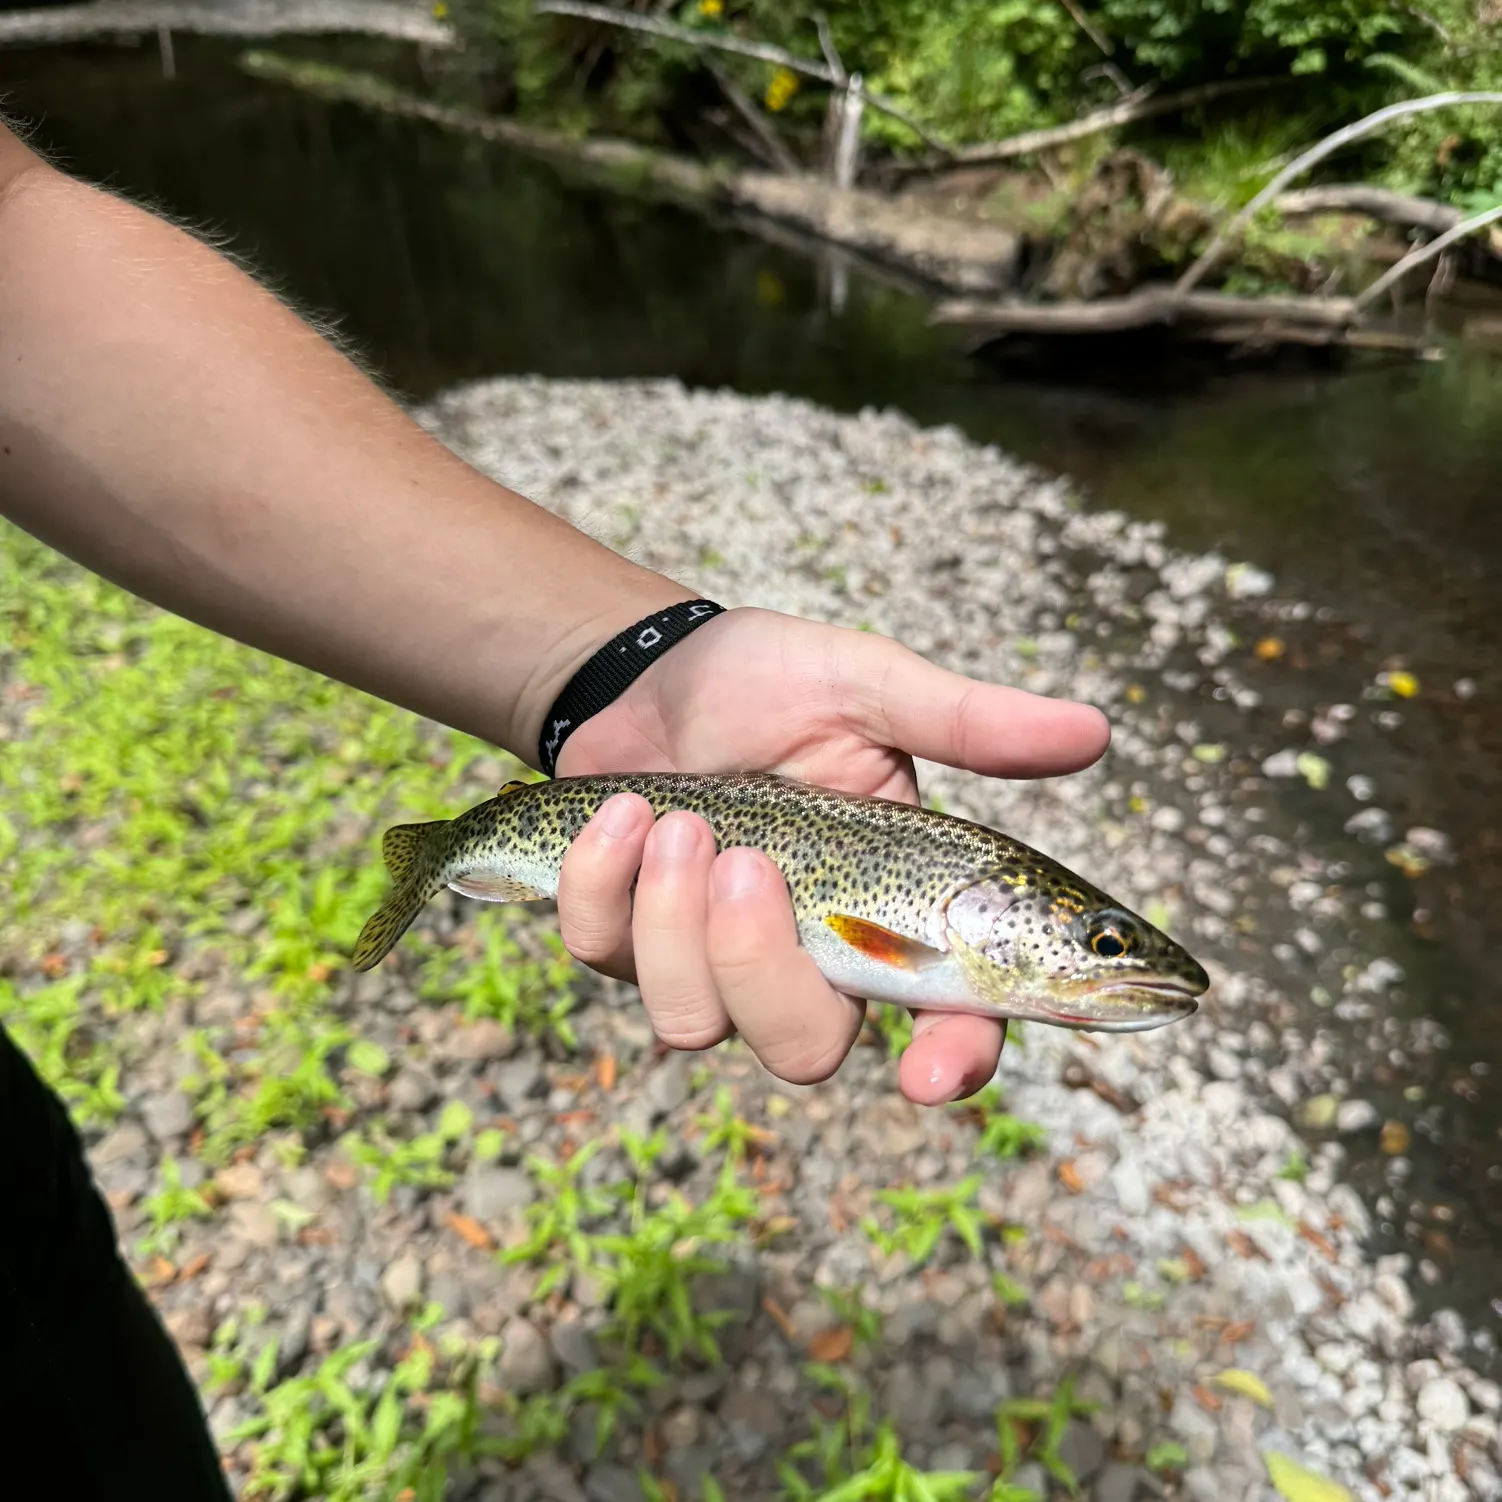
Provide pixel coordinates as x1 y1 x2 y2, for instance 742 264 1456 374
654 812 702 861
596 794 641 839
711 847 764 900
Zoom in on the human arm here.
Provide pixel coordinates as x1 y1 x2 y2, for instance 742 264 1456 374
0 123 689 755
0 121 1109 1102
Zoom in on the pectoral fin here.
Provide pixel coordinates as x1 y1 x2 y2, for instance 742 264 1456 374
824 914 946 971
447 873 548 902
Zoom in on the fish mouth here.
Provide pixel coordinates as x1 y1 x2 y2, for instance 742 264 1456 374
1033 980 1202 1033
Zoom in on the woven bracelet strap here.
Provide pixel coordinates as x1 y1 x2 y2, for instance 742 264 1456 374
537 600 726 776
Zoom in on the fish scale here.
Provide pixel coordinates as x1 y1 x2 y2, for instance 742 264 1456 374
351 772 1208 1034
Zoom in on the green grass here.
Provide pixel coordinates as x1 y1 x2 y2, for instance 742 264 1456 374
0 519 1065 1498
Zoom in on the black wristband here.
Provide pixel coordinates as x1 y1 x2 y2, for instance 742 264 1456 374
537 600 726 776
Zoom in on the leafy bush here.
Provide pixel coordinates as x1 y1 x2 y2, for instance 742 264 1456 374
442 0 1502 204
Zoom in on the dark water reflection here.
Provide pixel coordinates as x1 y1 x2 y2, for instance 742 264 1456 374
6 37 1501 1332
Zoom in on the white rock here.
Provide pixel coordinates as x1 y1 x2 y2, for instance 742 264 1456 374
1374 1273 1414 1319
1416 1376 1469 1434
1336 1099 1379 1133
1261 748 1300 779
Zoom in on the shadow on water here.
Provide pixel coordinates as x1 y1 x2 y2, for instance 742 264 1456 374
6 36 1502 1331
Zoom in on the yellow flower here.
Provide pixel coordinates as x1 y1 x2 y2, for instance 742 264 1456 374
765 66 799 112
698 0 723 15
432 0 448 15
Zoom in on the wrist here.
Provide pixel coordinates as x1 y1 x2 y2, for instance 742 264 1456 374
509 568 700 767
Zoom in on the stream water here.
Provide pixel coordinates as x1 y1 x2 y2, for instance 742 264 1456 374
6 36 1501 1332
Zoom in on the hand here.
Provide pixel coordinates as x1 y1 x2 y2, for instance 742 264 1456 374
553 607 1109 1105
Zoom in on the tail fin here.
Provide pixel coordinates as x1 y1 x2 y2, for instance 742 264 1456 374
350 820 447 971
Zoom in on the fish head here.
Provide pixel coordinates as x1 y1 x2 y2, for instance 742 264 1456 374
939 872 1207 1032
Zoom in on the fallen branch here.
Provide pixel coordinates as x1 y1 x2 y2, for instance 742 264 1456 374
1273 183 1463 234
1353 201 1502 312
533 0 948 153
1177 90 1502 292
893 76 1286 176
0 0 455 48
241 51 1019 294
930 287 1359 334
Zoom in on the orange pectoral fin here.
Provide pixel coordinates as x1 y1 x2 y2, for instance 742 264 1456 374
825 914 945 971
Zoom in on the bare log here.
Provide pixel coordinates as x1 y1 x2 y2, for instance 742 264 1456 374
930 287 1359 334
893 76 1285 177
1273 184 1463 234
241 51 1018 294
533 0 948 152
0 0 455 48
1177 91 1502 292
1353 201 1502 312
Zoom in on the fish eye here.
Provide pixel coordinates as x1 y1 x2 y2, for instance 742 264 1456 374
1089 924 1132 958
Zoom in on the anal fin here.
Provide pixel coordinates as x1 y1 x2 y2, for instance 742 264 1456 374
448 873 548 903
825 914 946 971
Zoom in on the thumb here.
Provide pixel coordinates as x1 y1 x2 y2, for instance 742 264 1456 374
838 630 1111 780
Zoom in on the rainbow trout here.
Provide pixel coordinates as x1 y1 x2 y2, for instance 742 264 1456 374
352 774 1207 1033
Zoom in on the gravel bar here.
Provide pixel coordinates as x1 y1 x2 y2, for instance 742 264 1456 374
88 377 1501 1500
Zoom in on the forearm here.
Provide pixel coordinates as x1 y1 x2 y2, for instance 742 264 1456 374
0 129 690 761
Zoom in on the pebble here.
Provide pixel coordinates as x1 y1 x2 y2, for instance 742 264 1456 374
379 1251 424 1310
643 1056 690 1119
1417 1377 1469 1434
141 1089 194 1142
498 1317 557 1396
92 1120 148 1166
583 1466 643 1502
1094 1462 1149 1502
439 1018 517 1062
1336 1100 1379 1134
494 1058 547 1108
465 1162 537 1223
228 1201 280 1249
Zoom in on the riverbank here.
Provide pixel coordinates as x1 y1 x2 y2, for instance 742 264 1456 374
9 0 1502 356
3 378 1494 1500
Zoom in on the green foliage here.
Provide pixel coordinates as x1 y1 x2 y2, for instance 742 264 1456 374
861 1175 988 1265
438 0 1502 216
780 1365 983 1500
959 1083 1047 1163
340 1101 478 1204
418 910 579 1050
137 1155 216 1258
993 1375 1100 1496
592 1158 757 1362
212 1311 499 1501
